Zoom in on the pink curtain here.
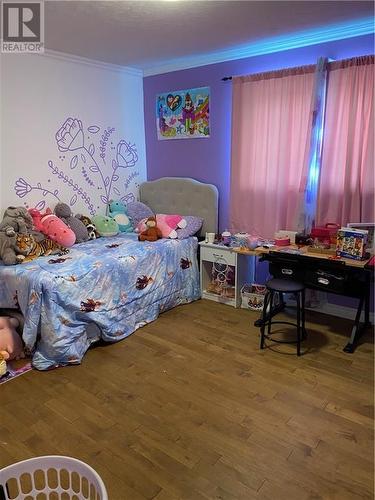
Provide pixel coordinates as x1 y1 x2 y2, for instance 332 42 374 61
317 56 374 225
230 66 315 238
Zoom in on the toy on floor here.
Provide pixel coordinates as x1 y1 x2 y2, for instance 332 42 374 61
0 353 6 377
138 216 162 242
29 208 76 247
108 200 133 233
0 206 33 236
0 316 24 361
55 203 89 243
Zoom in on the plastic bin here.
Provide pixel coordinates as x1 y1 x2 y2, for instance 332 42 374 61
0 455 108 500
241 284 267 311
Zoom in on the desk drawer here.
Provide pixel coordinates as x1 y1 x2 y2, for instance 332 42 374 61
305 268 347 293
269 261 304 281
201 246 236 266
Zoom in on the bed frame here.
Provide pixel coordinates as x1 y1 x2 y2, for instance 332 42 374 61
139 177 218 236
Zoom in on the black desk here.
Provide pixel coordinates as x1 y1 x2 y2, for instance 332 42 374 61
249 249 372 353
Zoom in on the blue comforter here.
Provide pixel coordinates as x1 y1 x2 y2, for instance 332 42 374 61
0 233 200 370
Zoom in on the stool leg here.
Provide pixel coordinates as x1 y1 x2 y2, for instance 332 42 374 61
296 292 301 356
267 291 274 338
301 288 306 339
260 291 270 349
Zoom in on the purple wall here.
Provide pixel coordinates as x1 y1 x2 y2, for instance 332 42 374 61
144 34 374 231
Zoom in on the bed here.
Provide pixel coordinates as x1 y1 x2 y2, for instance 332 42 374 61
0 177 218 370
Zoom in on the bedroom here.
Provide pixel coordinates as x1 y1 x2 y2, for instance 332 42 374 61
0 1 374 499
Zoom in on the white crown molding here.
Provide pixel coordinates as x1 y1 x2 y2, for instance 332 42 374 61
42 49 143 77
143 18 374 76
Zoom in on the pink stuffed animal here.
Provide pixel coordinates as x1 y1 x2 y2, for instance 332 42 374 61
156 214 187 238
0 316 24 361
29 208 76 247
137 214 187 239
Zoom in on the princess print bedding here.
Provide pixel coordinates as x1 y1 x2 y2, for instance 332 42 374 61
0 233 200 370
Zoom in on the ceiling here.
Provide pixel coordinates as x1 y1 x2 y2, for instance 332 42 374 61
45 1 374 73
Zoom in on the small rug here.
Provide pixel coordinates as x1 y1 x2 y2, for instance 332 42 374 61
0 359 32 384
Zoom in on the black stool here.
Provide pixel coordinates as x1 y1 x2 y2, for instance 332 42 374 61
260 278 306 356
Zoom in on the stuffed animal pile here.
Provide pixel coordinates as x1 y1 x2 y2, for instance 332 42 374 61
0 199 140 264
0 206 39 265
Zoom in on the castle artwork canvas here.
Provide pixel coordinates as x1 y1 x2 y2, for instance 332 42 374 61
156 86 210 140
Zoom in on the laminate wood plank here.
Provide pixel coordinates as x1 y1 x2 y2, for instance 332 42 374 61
0 299 373 499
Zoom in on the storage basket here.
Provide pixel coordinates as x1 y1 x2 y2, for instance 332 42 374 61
0 456 108 500
241 284 267 311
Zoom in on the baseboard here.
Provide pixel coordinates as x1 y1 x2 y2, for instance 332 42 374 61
306 302 374 324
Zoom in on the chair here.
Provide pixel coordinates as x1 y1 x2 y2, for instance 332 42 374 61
260 278 306 356
0 455 108 500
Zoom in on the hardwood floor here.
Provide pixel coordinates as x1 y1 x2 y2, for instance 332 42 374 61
1 299 373 499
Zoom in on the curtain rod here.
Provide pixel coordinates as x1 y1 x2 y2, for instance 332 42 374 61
221 58 338 81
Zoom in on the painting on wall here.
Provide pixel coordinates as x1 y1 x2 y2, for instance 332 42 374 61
13 117 141 216
156 86 210 140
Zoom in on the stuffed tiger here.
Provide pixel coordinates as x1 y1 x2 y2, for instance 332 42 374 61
15 234 69 263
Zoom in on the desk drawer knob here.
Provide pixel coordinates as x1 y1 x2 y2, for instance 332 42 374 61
318 277 330 285
282 268 293 275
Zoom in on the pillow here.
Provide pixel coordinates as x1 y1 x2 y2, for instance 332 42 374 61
127 201 154 227
176 216 203 239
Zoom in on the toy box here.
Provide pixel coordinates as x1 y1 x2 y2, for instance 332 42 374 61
241 284 267 311
336 227 368 260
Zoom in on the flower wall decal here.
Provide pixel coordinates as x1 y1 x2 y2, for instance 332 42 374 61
14 178 32 198
13 117 140 215
116 140 138 168
55 118 85 152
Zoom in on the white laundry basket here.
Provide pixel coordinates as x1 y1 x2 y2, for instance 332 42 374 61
0 455 108 500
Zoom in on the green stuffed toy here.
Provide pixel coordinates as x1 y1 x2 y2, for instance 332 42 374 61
108 201 133 233
92 215 119 237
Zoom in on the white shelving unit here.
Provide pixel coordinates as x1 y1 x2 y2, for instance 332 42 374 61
199 242 255 308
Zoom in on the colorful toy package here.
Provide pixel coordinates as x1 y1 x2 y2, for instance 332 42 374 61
336 227 368 260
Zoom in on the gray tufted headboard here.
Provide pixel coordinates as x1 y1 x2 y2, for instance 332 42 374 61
139 177 218 236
